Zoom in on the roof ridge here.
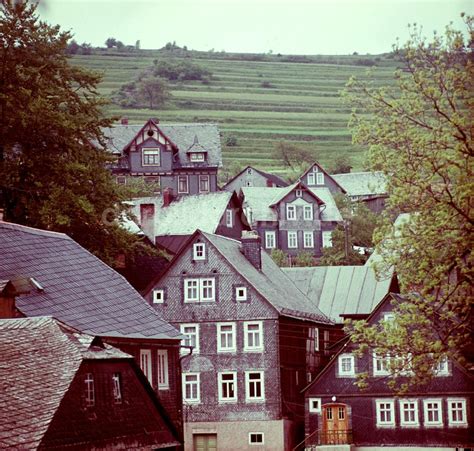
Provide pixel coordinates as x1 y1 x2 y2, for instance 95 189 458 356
0 221 70 240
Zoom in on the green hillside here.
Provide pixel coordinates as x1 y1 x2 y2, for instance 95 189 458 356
72 50 399 175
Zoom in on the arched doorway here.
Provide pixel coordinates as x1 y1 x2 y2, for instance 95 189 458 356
321 403 350 445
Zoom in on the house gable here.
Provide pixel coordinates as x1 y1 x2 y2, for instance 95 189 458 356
299 162 347 194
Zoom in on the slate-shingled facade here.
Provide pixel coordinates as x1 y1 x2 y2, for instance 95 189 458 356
0 221 184 436
145 230 338 450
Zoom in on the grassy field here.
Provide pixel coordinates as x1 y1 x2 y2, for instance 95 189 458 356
72 50 399 176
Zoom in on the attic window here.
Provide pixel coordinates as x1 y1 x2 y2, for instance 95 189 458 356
147 130 154 137
309 397 321 413
190 153 205 162
193 243 206 261
296 189 303 197
153 289 165 304
236 287 248 301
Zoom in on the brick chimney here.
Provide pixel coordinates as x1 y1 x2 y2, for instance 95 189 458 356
241 231 262 270
139 203 155 240
163 187 174 207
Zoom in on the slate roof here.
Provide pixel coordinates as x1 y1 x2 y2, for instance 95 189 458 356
0 222 181 340
201 232 332 324
222 166 289 190
282 265 395 323
102 121 223 168
0 316 131 449
331 171 387 197
242 185 343 222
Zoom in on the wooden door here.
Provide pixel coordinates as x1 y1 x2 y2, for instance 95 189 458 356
322 403 349 444
193 434 217 451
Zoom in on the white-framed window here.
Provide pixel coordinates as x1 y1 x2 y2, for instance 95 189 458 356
307 172 316 185
140 349 153 385
338 353 355 377
244 321 264 352
85 373 95 406
288 230 298 248
316 172 324 185
245 371 265 402
180 324 200 354
303 231 314 248
182 372 200 403
400 399 419 427
142 148 160 166
383 312 396 323
217 323 236 353
447 398 467 426
322 230 333 247
157 349 169 390
308 397 321 413
225 209 233 227
376 399 395 427
373 353 390 376
112 373 122 404
265 231 276 249
286 204 296 220
199 174 210 192
178 175 189 193
218 371 237 403
296 189 303 197
152 289 164 304
235 286 248 301
190 152 205 162
435 356 449 376
249 432 264 445
184 278 215 302
193 242 206 260
423 399 443 427
303 205 313 220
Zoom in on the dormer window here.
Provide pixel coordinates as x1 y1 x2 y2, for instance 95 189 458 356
193 243 206 260
142 148 160 166
190 153 205 162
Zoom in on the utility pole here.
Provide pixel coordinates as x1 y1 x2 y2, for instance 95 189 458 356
344 220 350 260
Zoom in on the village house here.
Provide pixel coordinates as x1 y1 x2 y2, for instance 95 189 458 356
0 221 184 437
299 162 348 195
222 165 289 194
302 293 474 450
102 118 222 194
0 316 180 450
242 181 343 261
144 229 340 450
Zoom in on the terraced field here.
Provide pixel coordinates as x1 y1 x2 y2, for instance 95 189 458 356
73 52 399 175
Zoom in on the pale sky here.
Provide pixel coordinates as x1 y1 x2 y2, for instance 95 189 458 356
38 0 472 54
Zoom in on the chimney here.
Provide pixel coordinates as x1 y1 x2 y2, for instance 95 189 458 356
241 231 262 270
0 278 32 319
266 179 274 187
140 203 155 240
121 117 129 125
163 187 174 207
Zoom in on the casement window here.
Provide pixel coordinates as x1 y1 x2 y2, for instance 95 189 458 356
307 172 316 185
303 231 314 248
217 323 236 352
265 231 276 249
322 230 333 248
190 152 205 162
308 397 322 413
376 399 395 427
287 230 298 249
245 371 265 402
235 286 248 301
316 172 324 185
199 175 210 192
184 278 215 302
193 242 206 260
307 327 319 352
85 373 95 406
286 204 296 220
142 148 160 166
218 372 237 403
303 205 313 220
152 289 164 304
423 399 443 426
180 324 199 353
225 209 233 227
338 353 355 377
157 350 169 390
112 373 122 404
373 353 391 376
178 175 189 193
400 399 419 427
140 349 153 385
244 321 264 352
249 432 264 445
182 373 200 403
447 398 467 426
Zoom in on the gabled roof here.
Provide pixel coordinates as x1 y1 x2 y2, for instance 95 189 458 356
299 161 347 194
0 222 181 341
186 135 207 153
222 165 289 190
282 265 396 323
331 171 387 197
102 119 222 167
199 231 332 324
0 316 130 449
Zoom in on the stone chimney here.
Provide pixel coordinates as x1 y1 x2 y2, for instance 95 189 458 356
139 203 155 241
121 117 128 125
241 231 262 270
163 187 174 207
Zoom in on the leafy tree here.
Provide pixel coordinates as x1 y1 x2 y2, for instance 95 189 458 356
151 58 211 82
116 40 124 50
270 249 288 267
273 142 315 178
112 75 170 109
343 16 473 389
0 2 147 265
294 251 315 267
330 155 352 174
66 39 80 55
319 226 367 266
105 37 117 48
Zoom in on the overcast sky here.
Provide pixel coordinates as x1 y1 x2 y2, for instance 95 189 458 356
37 0 471 55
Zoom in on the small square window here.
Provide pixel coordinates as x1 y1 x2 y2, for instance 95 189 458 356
153 289 164 304
236 286 247 301
193 243 206 260
249 432 264 445
309 397 321 413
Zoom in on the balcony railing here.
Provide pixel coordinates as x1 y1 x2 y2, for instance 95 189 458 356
319 429 353 445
